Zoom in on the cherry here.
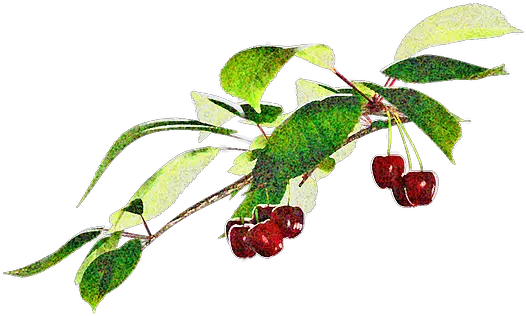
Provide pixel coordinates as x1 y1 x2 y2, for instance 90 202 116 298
248 219 284 257
228 224 256 258
225 218 252 239
390 179 414 207
372 155 405 189
252 205 275 223
404 171 437 206
271 205 304 238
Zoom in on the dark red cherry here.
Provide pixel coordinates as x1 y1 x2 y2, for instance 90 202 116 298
252 205 275 223
248 220 284 257
271 205 304 238
404 171 437 206
390 178 414 207
372 155 405 189
228 224 256 258
225 218 252 239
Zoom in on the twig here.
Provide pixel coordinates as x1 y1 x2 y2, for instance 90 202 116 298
143 174 253 249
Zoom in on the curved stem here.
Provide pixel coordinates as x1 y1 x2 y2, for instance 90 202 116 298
394 115 412 170
394 113 423 171
386 108 392 155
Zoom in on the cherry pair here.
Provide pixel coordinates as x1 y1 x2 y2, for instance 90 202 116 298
372 155 437 207
226 205 304 258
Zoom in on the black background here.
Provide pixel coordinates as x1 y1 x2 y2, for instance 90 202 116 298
0 1 526 315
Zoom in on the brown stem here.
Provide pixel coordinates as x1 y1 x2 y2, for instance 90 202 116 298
143 174 253 249
95 227 151 240
331 67 373 104
257 124 269 140
140 215 153 237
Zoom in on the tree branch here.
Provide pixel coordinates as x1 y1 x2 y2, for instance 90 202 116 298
142 174 253 250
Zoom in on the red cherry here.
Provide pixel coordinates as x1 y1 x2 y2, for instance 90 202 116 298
404 171 437 206
225 218 252 239
390 179 414 207
372 155 405 189
228 224 256 258
252 205 275 223
248 220 284 257
271 205 304 238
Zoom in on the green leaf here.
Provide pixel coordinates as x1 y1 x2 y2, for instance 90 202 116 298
240 103 283 124
220 44 335 113
395 4 522 61
121 199 144 215
192 92 239 142
75 231 122 285
4 228 101 277
79 239 142 312
220 46 297 113
77 119 236 207
229 136 267 176
362 83 461 163
296 79 376 107
383 55 507 83
295 44 335 69
109 147 220 232
280 175 318 213
239 113 291 128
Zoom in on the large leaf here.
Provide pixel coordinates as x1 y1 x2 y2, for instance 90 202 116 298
4 228 101 277
75 231 122 285
191 92 283 142
77 119 236 207
109 147 220 232
383 55 507 83
79 239 142 312
220 44 335 112
363 83 461 163
395 4 522 61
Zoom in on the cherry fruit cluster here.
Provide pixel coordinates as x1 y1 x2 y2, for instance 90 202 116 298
226 205 304 258
372 155 437 207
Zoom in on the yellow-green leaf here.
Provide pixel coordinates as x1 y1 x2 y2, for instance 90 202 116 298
295 44 335 69
75 231 122 285
395 4 522 61
109 147 220 232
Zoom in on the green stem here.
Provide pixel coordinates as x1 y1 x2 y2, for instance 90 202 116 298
386 109 392 155
394 115 412 170
394 113 423 171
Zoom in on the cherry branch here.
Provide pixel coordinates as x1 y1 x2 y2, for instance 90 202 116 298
142 174 253 250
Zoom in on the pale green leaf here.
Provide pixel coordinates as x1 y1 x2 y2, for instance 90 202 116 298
228 136 267 176
75 231 122 285
77 119 236 207
295 44 335 69
192 92 239 142
109 147 220 232
395 4 522 61
79 239 142 312
4 228 101 277
296 79 375 106
280 175 318 213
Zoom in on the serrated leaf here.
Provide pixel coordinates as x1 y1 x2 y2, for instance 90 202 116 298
280 175 318 213
79 239 142 312
395 4 522 61
363 83 461 163
220 44 335 112
75 231 122 285
383 55 507 83
109 147 220 232
77 119 236 207
296 79 376 107
295 44 335 69
192 92 240 142
4 228 101 277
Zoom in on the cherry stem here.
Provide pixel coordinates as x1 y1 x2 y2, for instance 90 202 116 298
142 174 253 250
393 113 423 171
257 124 269 140
386 108 392 155
330 67 373 104
140 215 153 237
394 114 412 170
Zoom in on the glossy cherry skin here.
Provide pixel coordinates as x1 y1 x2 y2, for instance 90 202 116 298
252 205 275 223
390 179 414 207
404 171 437 206
248 220 284 257
228 224 256 258
372 155 405 189
225 218 252 239
271 205 304 238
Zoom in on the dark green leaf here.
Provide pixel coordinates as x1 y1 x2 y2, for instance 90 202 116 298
240 103 283 124
75 231 122 285
122 199 144 216
4 228 101 277
383 55 507 83
79 239 142 312
363 83 461 163
77 119 236 207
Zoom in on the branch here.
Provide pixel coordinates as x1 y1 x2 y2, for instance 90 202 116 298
142 174 253 251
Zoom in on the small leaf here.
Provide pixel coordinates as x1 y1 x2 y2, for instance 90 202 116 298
192 92 240 142
75 231 122 285
240 103 283 124
363 83 461 163
296 79 375 107
383 55 508 83
395 4 522 61
317 157 336 173
109 147 220 232
220 46 297 113
121 199 144 215
77 119 236 207
280 175 318 213
79 239 142 312
5 228 101 277
295 44 335 69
